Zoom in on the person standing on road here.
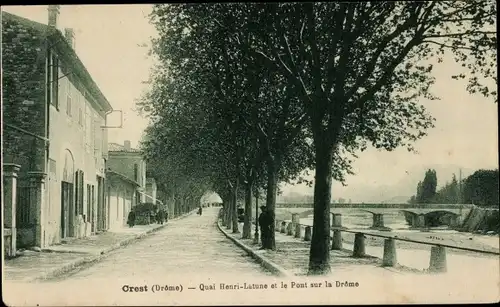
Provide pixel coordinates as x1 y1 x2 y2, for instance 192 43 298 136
127 210 136 228
258 206 271 249
157 208 166 224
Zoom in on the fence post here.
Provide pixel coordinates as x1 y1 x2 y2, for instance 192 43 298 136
291 213 300 237
295 224 302 238
331 229 342 250
352 233 365 258
304 226 312 241
286 222 293 235
382 238 397 267
429 245 447 273
3 163 21 257
280 221 286 233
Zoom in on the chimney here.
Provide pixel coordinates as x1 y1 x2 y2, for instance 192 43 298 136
64 28 75 49
124 140 131 151
48 5 60 28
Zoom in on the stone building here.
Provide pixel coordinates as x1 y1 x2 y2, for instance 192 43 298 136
2 7 113 249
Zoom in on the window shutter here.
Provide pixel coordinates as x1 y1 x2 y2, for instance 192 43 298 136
79 171 84 215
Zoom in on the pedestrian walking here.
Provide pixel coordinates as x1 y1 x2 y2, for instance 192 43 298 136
197 205 203 216
127 210 136 228
258 206 271 249
157 209 166 224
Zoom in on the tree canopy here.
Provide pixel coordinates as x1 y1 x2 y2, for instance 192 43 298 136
139 2 497 275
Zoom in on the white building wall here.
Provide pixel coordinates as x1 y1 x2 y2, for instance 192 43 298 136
45 67 108 246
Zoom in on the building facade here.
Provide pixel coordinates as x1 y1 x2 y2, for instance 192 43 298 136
106 141 147 230
106 171 138 230
2 7 113 248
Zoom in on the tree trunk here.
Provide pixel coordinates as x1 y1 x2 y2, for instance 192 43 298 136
308 141 334 275
265 159 278 250
222 200 227 226
254 193 259 243
232 180 240 233
225 199 231 226
226 197 232 230
175 197 180 217
242 181 253 239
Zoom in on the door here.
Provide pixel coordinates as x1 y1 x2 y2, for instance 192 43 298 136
97 176 103 231
62 149 75 238
91 185 95 233
61 182 73 238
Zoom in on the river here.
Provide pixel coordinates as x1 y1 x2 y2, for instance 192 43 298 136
275 208 499 275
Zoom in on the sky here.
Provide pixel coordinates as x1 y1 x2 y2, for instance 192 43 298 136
3 5 498 202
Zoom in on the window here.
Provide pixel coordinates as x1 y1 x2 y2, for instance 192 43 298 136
47 52 59 109
85 106 92 153
75 170 84 215
94 116 101 157
91 115 96 154
134 164 139 182
136 191 141 205
66 80 72 117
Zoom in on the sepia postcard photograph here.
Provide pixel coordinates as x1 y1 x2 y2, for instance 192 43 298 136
1 2 499 306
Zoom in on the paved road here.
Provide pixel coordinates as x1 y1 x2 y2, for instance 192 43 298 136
48 207 274 282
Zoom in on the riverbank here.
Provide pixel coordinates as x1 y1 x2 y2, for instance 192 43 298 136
340 230 500 256
275 207 499 254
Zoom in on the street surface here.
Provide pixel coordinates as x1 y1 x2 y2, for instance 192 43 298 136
48 207 274 282
4 207 498 306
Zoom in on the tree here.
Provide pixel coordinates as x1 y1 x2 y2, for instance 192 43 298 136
236 2 496 274
144 4 319 249
462 169 499 207
419 169 437 204
142 2 497 275
434 173 459 204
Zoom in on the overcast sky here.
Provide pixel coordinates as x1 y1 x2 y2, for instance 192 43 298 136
3 5 498 202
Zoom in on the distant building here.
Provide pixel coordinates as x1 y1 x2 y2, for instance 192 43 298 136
106 140 161 229
2 7 113 249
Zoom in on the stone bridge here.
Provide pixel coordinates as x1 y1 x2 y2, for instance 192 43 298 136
289 205 470 230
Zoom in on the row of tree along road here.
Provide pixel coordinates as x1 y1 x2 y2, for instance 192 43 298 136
137 3 497 275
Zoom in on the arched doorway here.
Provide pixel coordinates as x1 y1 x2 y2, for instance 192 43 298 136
61 149 75 238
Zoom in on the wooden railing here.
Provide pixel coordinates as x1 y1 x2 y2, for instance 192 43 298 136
274 215 499 273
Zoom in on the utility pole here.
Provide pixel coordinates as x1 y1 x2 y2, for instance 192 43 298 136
459 168 463 217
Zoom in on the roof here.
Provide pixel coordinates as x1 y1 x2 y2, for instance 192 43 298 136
2 11 113 113
106 170 140 187
108 142 142 153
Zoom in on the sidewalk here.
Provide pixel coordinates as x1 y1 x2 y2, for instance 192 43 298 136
219 220 500 303
3 211 195 282
219 221 415 276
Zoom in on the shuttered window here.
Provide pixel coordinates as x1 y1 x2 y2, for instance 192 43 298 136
74 170 84 215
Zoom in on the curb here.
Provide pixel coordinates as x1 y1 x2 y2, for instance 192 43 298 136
217 220 292 278
28 210 197 282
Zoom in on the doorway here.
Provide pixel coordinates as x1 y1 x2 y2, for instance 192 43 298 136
61 149 75 239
